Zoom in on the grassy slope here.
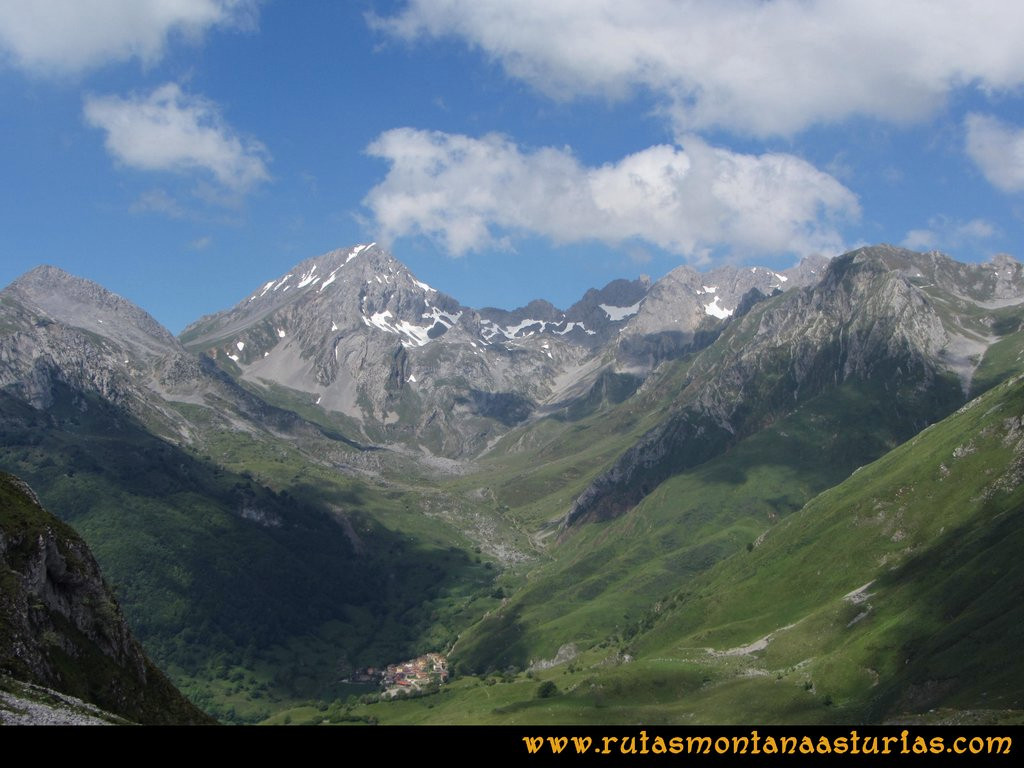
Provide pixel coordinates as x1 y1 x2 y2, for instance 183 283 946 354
449 369 959 676
345 373 1024 724
632 372 1024 722
442 265 1013 683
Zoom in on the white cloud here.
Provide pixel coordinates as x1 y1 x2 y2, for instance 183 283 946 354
84 83 269 194
364 128 858 260
131 187 186 217
902 229 936 251
374 0 1024 137
965 113 1024 193
957 219 998 240
902 216 998 251
0 0 257 74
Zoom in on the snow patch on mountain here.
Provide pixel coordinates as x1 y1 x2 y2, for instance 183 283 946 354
346 243 374 263
599 301 641 321
422 306 462 327
363 305 462 348
394 320 432 346
482 319 539 341
504 318 546 337
554 321 594 336
480 315 602 343
255 280 275 300
750 266 788 287
297 264 320 289
365 310 393 333
704 296 733 319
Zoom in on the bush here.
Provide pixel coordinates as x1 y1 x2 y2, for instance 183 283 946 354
536 680 558 699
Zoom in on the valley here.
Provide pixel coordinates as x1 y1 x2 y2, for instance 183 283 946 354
2 244 1024 724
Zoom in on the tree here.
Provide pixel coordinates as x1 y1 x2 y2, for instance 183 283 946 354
536 680 558 699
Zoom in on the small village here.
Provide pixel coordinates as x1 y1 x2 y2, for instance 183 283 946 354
348 653 449 699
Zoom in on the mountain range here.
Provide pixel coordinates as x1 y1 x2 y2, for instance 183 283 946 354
1 243 1023 724
178 243 828 456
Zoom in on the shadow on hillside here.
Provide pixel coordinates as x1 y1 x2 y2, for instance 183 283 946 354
689 378 961 494
0 386 493 705
451 606 529 676
862 496 1024 720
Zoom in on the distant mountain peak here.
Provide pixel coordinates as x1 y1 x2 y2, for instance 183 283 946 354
240 242 382 305
4 264 180 358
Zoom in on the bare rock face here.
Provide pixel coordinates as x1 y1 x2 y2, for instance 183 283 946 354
0 473 212 724
180 244 634 454
177 245 807 455
5 265 179 358
0 266 199 425
562 246 1024 526
0 266 333 449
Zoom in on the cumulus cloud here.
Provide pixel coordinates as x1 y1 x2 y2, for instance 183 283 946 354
84 83 269 194
0 0 257 74
373 0 1024 137
965 113 1024 193
902 216 998 251
364 128 858 260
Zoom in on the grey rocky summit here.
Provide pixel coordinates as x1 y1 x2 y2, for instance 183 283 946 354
179 243 836 456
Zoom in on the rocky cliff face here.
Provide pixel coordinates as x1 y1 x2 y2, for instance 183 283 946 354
563 245 1024 526
0 272 162 414
0 472 211 724
0 266 338 449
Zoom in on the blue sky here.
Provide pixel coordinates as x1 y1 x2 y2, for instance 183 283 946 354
2 1 1024 332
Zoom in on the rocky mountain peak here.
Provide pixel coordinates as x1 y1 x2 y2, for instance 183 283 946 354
5 265 180 360
176 244 858 455
181 243 467 354
840 245 1024 307
623 259 799 339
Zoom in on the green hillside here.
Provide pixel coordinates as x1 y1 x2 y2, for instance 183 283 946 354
451 378 950 675
0 384 500 722
336 373 1024 724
